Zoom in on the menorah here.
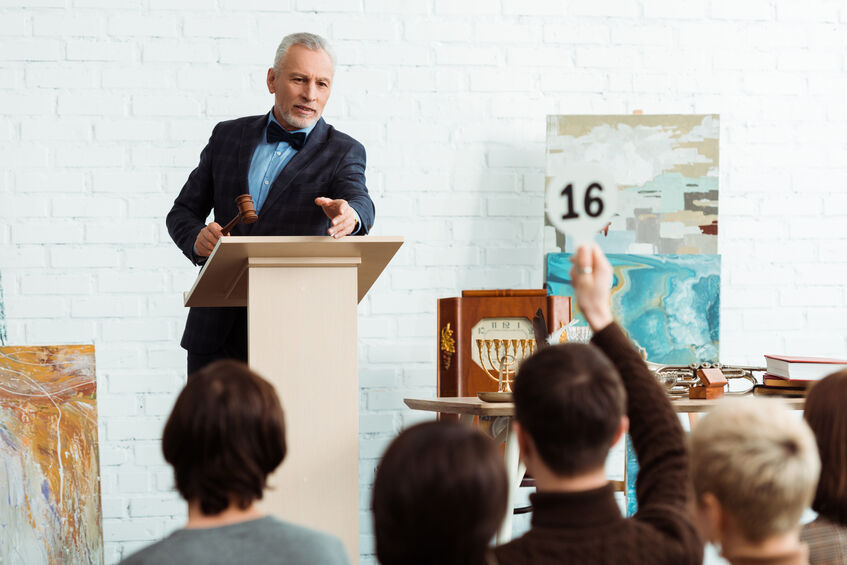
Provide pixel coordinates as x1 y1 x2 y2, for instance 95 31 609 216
475 338 537 392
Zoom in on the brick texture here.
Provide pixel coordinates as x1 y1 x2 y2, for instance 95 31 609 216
1 3 847 564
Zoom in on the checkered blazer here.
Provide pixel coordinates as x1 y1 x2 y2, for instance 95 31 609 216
166 114 376 354
802 516 847 565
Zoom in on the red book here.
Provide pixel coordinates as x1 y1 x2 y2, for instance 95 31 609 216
764 355 847 381
762 374 812 388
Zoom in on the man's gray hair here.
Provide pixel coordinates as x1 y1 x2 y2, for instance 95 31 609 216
273 32 336 71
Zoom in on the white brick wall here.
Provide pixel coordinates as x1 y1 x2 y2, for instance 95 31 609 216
2 3 847 564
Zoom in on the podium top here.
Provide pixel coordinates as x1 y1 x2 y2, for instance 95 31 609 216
184 235 404 307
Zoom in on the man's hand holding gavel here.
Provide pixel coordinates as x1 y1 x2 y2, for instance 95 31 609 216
194 222 223 258
194 194 258 258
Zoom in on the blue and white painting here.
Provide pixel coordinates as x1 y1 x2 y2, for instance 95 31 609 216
625 435 639 517
546 253 720 365
545 114 719 255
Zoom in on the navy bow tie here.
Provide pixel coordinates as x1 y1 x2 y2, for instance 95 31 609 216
267 121 306 149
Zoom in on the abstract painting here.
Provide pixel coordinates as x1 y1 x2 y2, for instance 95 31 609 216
546 253 720 365
625 435 639 517
0 345 102 564
545 114 719 255
0 271 6 346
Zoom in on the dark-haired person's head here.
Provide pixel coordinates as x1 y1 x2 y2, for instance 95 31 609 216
512 343 627 480
804 369 847 525
163 360 286 515
372 421 508 565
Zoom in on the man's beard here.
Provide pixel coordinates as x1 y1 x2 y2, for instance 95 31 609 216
281 109 319 130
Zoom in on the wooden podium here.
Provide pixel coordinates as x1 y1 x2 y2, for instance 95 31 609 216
184 235 403 562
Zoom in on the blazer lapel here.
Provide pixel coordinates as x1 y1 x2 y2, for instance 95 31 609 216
237 114 268 196
257 117 330 217
237 114 270 235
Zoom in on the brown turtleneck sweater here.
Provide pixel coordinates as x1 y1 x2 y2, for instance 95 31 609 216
494 322 703 565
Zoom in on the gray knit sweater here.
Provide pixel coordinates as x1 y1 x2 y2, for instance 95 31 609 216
119 515 350 565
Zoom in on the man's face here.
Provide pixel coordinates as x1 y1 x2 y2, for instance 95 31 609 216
266 44 333 131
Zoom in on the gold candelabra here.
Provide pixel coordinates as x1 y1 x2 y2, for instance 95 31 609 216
475 338 536 392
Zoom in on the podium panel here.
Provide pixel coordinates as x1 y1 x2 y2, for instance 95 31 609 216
249 258 360 558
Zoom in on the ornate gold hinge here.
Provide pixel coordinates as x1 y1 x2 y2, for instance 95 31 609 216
440 323 456 370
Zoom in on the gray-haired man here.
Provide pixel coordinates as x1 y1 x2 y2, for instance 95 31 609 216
167 33 376 375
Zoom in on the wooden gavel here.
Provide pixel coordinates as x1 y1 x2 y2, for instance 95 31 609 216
221 194 258 235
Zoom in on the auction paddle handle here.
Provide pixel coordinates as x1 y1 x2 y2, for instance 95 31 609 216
221 194 258 235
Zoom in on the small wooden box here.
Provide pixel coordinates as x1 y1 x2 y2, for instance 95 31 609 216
697 368 728 387
689 385 725 400
689 367 727 400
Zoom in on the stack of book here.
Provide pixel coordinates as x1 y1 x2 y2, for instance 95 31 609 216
754 355 847 397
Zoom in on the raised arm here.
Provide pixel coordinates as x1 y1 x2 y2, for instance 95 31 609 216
571 245 699 557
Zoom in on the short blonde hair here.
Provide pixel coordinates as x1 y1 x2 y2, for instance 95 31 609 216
690 397 820 541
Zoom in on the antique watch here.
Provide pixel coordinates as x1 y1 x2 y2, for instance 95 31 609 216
437 289 571 397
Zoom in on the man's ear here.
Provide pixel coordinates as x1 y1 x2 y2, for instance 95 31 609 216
514 421 534 465
266 68 276 93
696 492 724 544
611 415 629 448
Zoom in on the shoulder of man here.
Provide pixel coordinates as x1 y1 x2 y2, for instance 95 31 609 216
260 517 351 563
492 535 532 564
209 114 266 134
320 120 365 154
802 516 847 556
116 536 176 565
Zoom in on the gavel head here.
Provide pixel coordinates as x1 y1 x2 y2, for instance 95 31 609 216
234 194 258 224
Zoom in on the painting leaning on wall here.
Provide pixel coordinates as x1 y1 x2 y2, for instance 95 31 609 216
0 271 7 346
0 345 103 564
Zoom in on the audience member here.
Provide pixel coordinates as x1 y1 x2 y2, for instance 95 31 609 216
120 360 350 565
801 370 847 565
372 421 508 565
690 397 820 565
494 244 702 564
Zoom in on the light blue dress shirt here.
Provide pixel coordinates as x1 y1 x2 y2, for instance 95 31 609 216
248 112 316 212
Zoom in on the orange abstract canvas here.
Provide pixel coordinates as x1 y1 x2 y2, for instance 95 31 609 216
0 345 102 564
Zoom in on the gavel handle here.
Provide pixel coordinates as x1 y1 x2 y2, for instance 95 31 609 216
220 212 242 236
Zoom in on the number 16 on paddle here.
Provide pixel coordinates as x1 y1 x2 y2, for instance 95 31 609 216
545 163 617 249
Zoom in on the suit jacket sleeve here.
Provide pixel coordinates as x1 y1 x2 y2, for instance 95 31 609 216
330 140 375 234
166 125 219 266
